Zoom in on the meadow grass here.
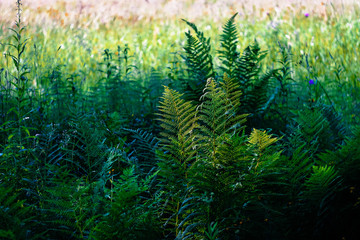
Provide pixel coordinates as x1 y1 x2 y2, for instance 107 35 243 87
1 1 359 93
2 0 359 122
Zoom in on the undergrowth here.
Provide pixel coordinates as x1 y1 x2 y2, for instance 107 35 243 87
0 1 359 240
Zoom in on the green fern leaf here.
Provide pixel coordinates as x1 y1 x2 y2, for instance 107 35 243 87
219 13 239 78
158 86 198 166
181 19 215 102
248 129 278 152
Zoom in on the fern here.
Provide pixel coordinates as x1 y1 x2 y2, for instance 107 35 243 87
286 144 314 194
221 73 242 110
304 165 340 203
248 129 282 173
43 175 101 239
157 86 199 237
157 86 198 167
291 106 335 153
303 165 341 237
220 73 249 131
248 129 279 153
158 80 288 239
263 43 297 133
157 78 290 239
178 16 275 130
318 125 360 184
219 13 239 78
94 167 160 239
174 187 207 239
126 128 159 176
0 185 32 240
61 109 108 182
234 40 267 101
198 78 246 163
181 19 215 102
316 126 360 239
156 79 248 238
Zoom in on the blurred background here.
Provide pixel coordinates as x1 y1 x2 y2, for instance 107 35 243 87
1 0 358 28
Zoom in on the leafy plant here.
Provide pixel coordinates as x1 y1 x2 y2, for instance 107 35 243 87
94 167 160 239
0 185 32 240
179 14 277 131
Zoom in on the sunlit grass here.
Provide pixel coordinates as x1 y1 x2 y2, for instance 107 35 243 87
1 0 359 119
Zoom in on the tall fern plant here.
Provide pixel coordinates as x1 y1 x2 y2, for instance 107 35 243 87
156 76 249 238
179 14 276 131
156 86 198 237
181 19 215 102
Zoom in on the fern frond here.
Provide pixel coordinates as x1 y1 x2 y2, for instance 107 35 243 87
199 79 229 135
126 128 159 175
59 109 108 181
221 73 242 110
318 125 360 184
234 40 267 89
198 78 244 162
248 69 274 114
248 129 278 152
304 165 340 202
287 144 314 186
293 106 334 152
0 186 31 239
219 13 239 77
42 176 101 239
158 86 198 166
272 42 295 105
181 19 215 102
94 167 160 239
174 188 206 239
304 164 341 228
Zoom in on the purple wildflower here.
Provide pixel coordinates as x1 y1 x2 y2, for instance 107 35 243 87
304 13 310 18
309 79 315 85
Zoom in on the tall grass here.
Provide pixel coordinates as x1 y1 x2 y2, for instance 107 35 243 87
1 1 359 124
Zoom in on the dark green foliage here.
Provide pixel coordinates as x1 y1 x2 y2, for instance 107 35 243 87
233 41 267 106
42 176 101 239
219 13 240 77
96 46 132 113
179 15 277 131
94 167 161 239
316 126 360 239
181 19 215 102
1 3 359 240
288 104 345 155
156 76 357 239
156 86 199 237
0 186 32 239
198 78 247 162
156 80 285 239
61 109 108 181
126 129 159 173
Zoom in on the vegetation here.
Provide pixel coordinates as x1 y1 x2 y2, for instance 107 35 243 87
0 0 359 239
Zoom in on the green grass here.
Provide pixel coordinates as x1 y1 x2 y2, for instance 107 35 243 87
1 2 359 119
